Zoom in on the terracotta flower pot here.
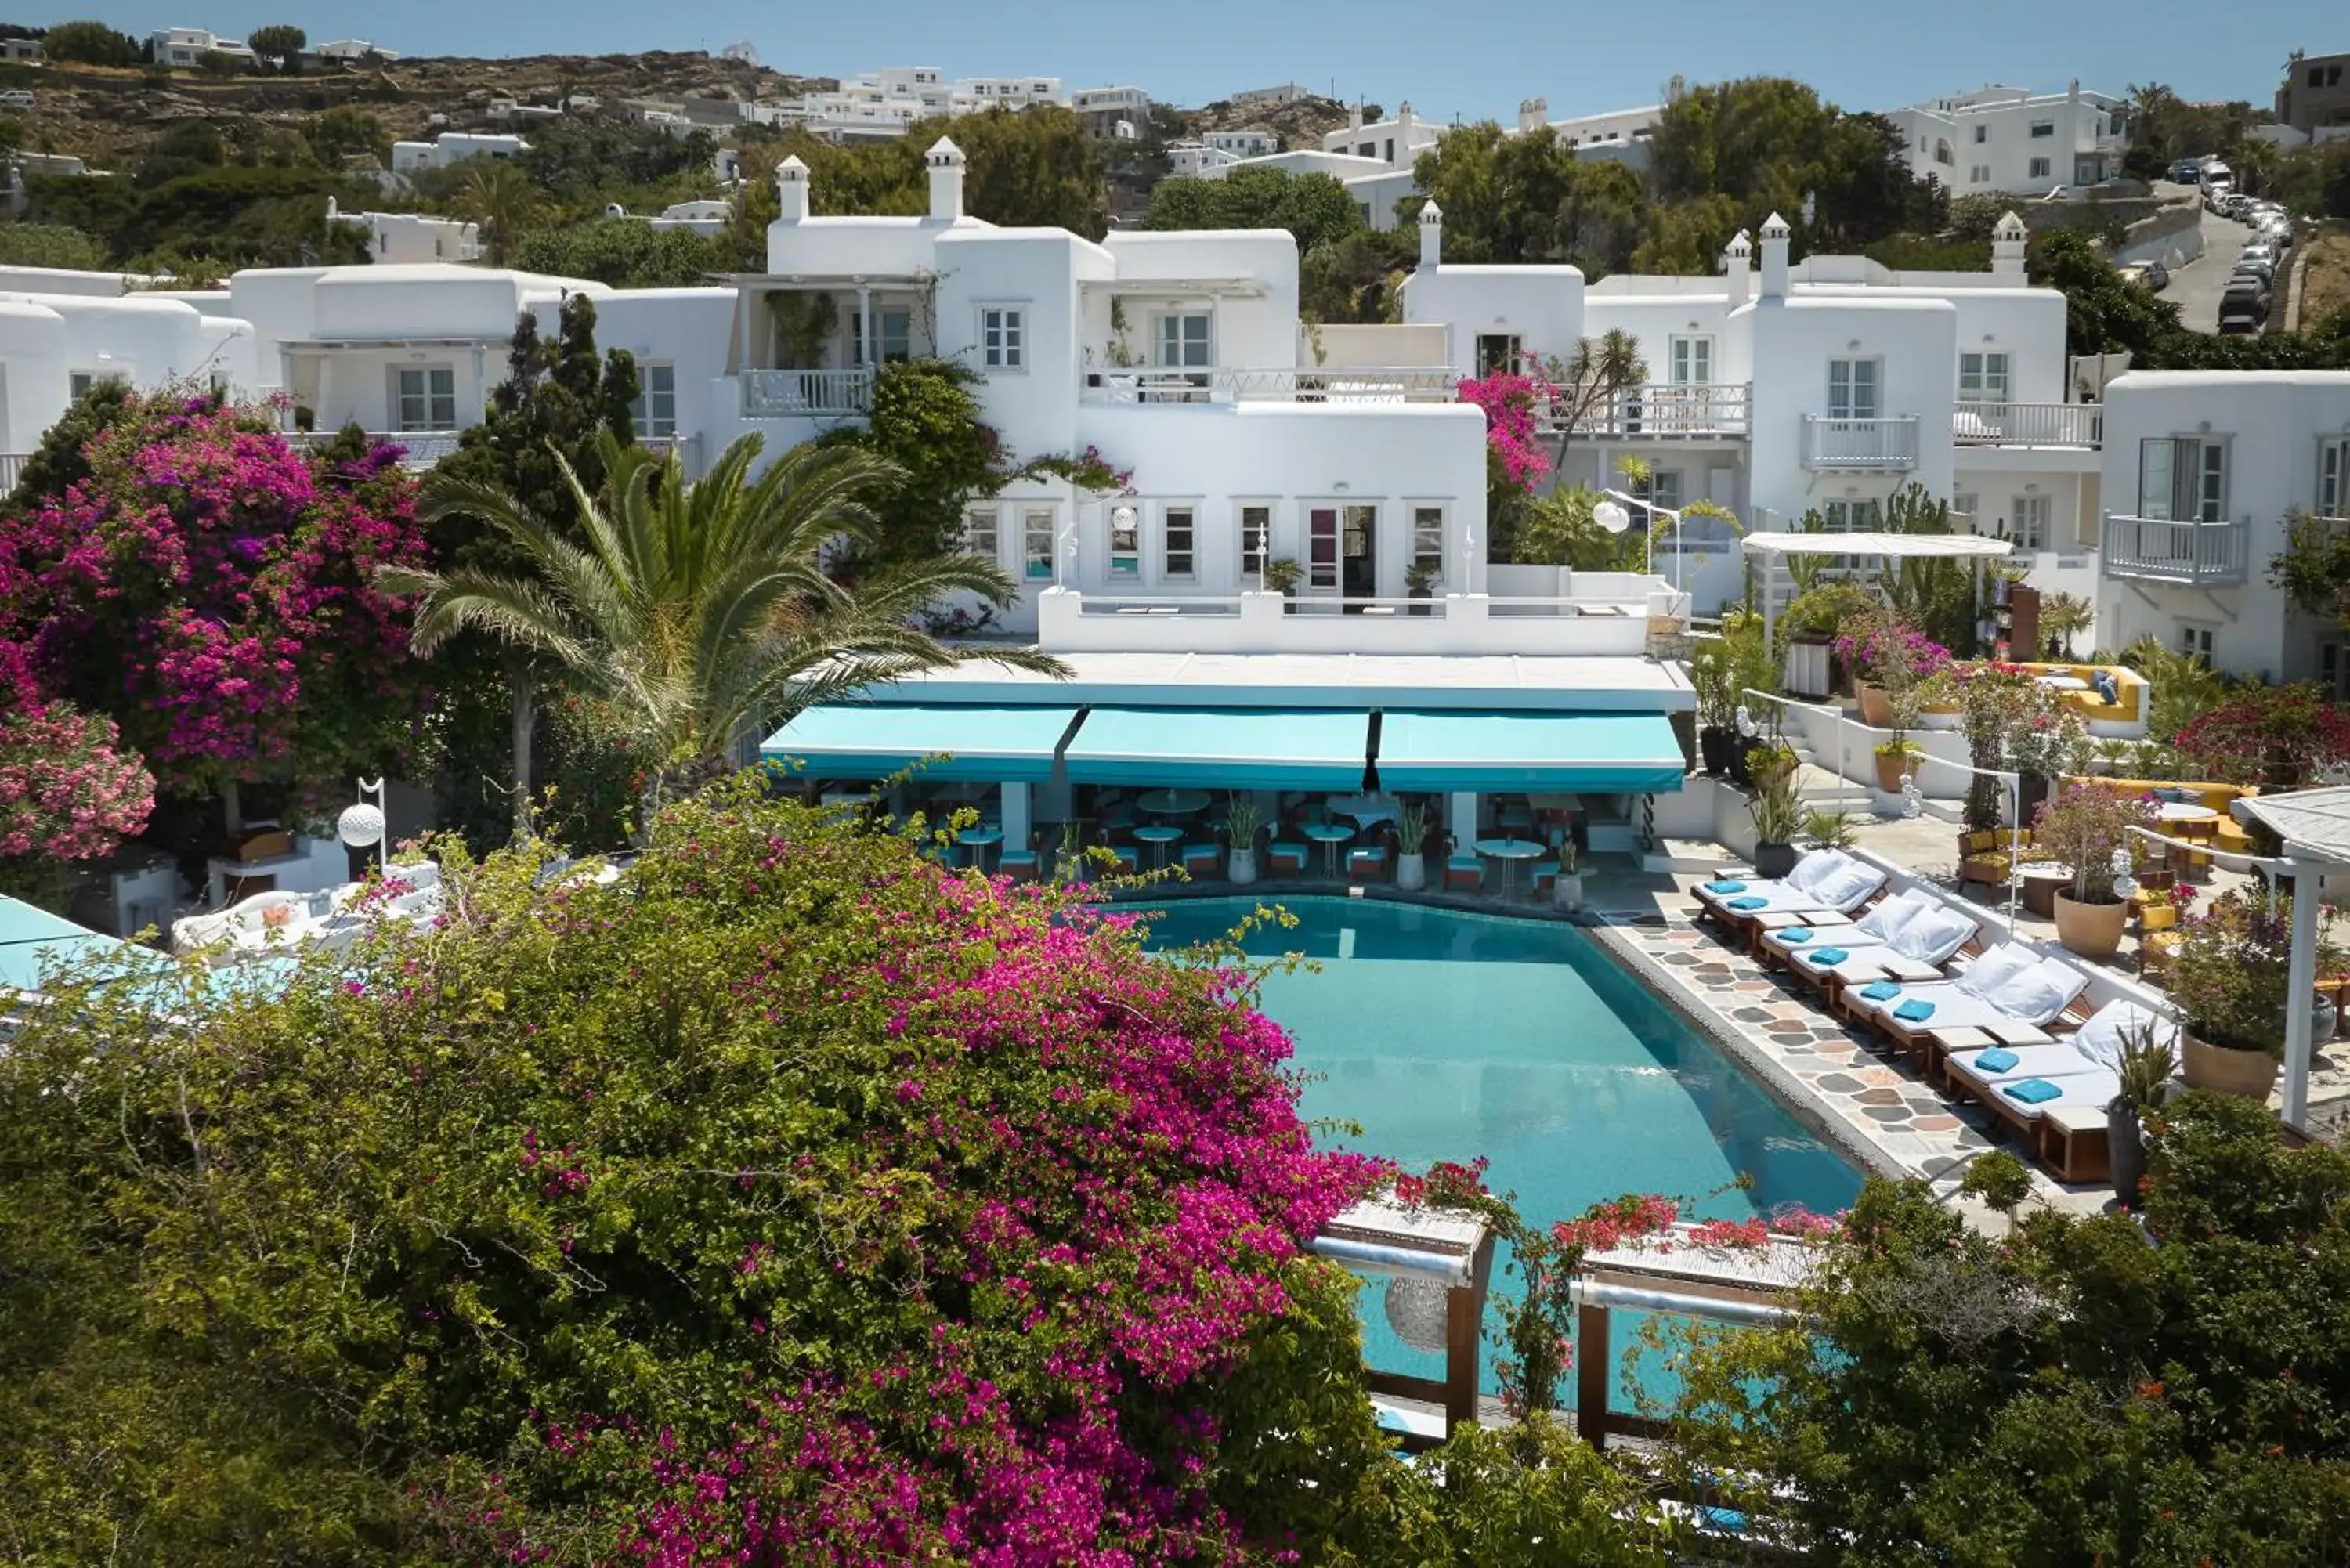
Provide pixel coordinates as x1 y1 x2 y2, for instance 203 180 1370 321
2182 1035 2280 1099
1857 682 1894 729
1873 751 1917 793
2052 890 2128 960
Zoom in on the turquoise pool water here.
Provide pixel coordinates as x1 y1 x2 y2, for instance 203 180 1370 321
1141 897 1864 1404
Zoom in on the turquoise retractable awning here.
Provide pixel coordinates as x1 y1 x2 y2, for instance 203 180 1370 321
1374 710 1686 793
760 703 1082 784
1061 707 1372 790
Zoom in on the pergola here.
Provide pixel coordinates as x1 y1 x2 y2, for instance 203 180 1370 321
1741 531 2015 648
2231 788 2350 1128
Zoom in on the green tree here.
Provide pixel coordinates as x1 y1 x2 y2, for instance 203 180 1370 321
823 359 1006 575
1413 124 1648 274
392 432 1059 828
309 105 383 163
0 220 106 269
1145 165 1368 255
244 23 305 70
452 157 541 267
510 217 720 288
38 19 139 67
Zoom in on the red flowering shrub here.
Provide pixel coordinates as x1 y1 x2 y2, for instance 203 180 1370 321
0 395 428 796
2173 683 2350 788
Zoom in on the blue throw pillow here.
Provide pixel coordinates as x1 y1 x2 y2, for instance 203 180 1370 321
1704 880 1747 894
1778 927 1815 944
1893 999 1936 1023
1810 947 1849 966
1726 897 1766 911
1972 1046 2020 1074
2002 1078 2063 1105
1859 980 1902 1002
2092 670 2119 703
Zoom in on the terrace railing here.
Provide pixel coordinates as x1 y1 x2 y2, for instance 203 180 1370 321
1539 381 1752 439
1079 367 1461 405
741 367 874 418
1800 414 1921 471
2101 515 2250 587
0 453 26 491
287 430 464 467
1953 400 2103 449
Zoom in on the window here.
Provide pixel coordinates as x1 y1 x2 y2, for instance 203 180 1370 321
2029 119 2054 138
2011 493 2050 550
1958 351 2009 403
2028 157 2052 180
1644 469 1683 513
1952 490 1979 525
1970 164 1991 184
851 308 912 366
2324 643 2350 699
2178 624 2215 664
1108 504 1140 581
1668 334 1712 385
2320 436 2349 518
1161 504 1195 581
964 504 1000 563
1411 504 1444 581
1973 124 1988 143
1307 507 1340 591
631 363 677 438
979 305 1024 371
1152 309 1211 385
1827 358 1879 421
2312 65 2328 88
1823 498 1882 532
1474 333 1521 376
395 366 457 431
1239 504 1270 580
1023 507 1056 581
2138 436 2228 521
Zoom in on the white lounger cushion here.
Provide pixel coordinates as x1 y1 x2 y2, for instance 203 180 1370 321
1985 958 2091 1026
1854 888 1934 942
1988 1068 2123 1123
1947 1040 2117 1089
1889 904 1978 965
2068 999 2181 1071
1785 850 1855 894
1953 944 2043 1000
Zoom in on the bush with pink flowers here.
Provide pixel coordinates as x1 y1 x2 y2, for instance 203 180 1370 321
1458 370 1555 491
0 395 429 798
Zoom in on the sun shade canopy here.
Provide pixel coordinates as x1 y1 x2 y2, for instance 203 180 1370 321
1741 532 2013 559
1374 710 1687 793
760 703 1083 784
1061 706 1373 790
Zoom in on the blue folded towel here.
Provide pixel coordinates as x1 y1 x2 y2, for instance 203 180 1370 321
1859 981 1902 1001
1894 999 1936 1023
1972 1046 2020 1074
1704 880 1747 894
1809 947 1850 966
1778 927 1815 944
2002 1078 2063 1105
1726 897 1766 911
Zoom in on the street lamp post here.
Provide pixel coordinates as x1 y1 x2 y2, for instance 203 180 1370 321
1602 487 1686 590
337 776 389 877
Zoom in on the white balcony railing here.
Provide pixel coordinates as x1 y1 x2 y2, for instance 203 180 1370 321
287 429 465 467
0 453 27 492
1079 366 1461 405
1800 414 1921 471
1540 382 1752 439
2102 515 2250 586
741 367 875 418
1953 400 2103 449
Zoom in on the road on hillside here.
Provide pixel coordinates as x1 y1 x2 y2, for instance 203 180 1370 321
2153 182 2257 333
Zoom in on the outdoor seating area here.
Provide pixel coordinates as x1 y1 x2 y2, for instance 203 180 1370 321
1694 847 2174 1184
170 862 448 963
2007 662 2149 730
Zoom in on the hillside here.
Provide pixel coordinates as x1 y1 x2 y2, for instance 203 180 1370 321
1185 93 1378 154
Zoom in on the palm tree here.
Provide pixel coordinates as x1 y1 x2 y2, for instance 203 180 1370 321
454 159 542 268
389 432 1063 838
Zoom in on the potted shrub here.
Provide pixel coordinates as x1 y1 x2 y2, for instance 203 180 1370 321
1394 803 1431 891
2107 1017 2177 1207
2137 882 2196 933
1802 809 1857 852
2170 891 2335 1097
1225 796 1261 886
1263 557 1303 608
1872 737 1924 794
1690 642 1737 775
1051 822 1087 886
1747 753 1805 880
2032 782 2157 960
1405 561 1438 617
1549 836 1583 910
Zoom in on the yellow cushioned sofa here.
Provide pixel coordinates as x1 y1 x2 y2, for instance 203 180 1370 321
2012 663 2149 729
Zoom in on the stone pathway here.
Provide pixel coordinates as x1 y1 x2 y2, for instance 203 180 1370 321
1590 909 2106 1215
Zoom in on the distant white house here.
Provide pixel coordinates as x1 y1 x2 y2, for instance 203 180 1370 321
306 38 397 65
603 198 732 237
1198 102 1435 230
1884 81 2128 197
147 27 256 67
1070 85 1150 139
1205 128 1278 159
327 198 481 264
389 132 532 174
781 66 1073 143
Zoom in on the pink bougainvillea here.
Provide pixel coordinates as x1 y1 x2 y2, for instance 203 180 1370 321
0 699 154 864
1458 370 1556 491
0 396 429 796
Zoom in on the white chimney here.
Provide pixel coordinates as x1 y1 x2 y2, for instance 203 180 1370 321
925 135 965 222
1991 210 2028 275
1758 212 1791 300
1348 102 1364 131
1723 229 1752 307
1518 96 1549 134
1397 99 1414 138
1418 198 1443 269
776 154 809 222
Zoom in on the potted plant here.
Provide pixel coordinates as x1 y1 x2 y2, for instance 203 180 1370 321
2031 782 2157 960
1872 737 1925 794
1263 557 1303 611
1802 809 1857 851
1690 643 1737 775
1405 561 1438 617
1747 756 1805 880
1395 803 1431 891
1225 796 1262 887
1550 836 1583 910
2107 1017 2177 1207
2170 891 2335 1097
1052 822 1086 886
2137 881 2196 933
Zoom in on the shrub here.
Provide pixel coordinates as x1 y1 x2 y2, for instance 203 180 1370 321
0 655 153 906
2167 890 2336 1057
2032 781 2156 905
2174 682 2350 788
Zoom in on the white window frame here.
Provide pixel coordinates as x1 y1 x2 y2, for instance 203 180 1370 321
1823 498 1883 532
1159 501 1198 583
2178 623 2216 664
1474 333 1521 377
1021 506 1057 583
1409 503 1445 583
632 361 677 439
963 503 1000 564
1668 334 1713 386
1827 358 1880 421
851 307 913 367
2138 435 2228 522
1973 124 1988 143
2010 492 2050 551
2029 118 2055 139
978 304 1025 372
67 369 125 402
1958 351 2009 403
1952 490 1979 526
2028 156 2052 180
393 365 457 432
1238 500 1272 583
1305 504 1343 594
1645 469 1683 514
2320 436 2349 518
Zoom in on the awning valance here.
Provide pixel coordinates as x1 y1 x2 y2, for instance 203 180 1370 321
1061 707 1372 790
759 703 1082 784
1373 710 1686 793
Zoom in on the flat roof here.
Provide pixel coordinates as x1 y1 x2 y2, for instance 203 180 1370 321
871 651 1694 712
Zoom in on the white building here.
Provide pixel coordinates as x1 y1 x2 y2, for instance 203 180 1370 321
648 198 733 236
1513 98 1664 166
147 27 256 67
1070 85 1151 139
1169 142 1242 179
307 38 397 64
1195 102 1434 230
0 286 256 459
784 67 1072 142
1205 128 1279 159
390 132 532 174
2092 371 2350 686
1885 82 2128 197
328 199 482 264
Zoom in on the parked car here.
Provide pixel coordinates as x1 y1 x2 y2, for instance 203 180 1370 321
2236 242 2277 270
2170 156 2208 183
0 89 32 109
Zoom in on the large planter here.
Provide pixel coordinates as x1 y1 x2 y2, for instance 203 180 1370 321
1918 705 1961 732
2106 1098 2150 1208
1396 851 1426 891
1228 848 1258 887
1553 873 1585 911
2052 890 2128 960
1698 727 1734 776
1669 710 1698 775
2182 1034 2280 1098
1754 841 1800 880
1873 751 1918 793
1857 681 1895 729
1782 638 1832 700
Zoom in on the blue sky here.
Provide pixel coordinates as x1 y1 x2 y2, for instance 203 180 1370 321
34 0 2334 122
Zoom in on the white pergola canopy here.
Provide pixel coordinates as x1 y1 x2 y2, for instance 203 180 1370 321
2225 789 2350 1132
1741 531 2014 560
2237 787 2350 861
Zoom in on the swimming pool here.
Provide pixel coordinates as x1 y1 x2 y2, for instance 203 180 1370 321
1141 897 1864 1401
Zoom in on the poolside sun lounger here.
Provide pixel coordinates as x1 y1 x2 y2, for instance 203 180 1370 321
1758 887 1930 970
1690 850 1857 926
1942 1000 2178 1180
1697 854 1888 951
1783 895 1975 995
1841 947 2088 1060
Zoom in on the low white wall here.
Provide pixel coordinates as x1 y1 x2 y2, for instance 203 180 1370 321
1034 587 1670 656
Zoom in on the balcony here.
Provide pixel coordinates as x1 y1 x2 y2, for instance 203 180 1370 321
1953 400 2102 450
1800 415 1920 471
2101 515 2249 587
287 429 464 467
1034 585 1682 657
1078 367 1460 406
1539 382 1751 439
741 367 874 418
